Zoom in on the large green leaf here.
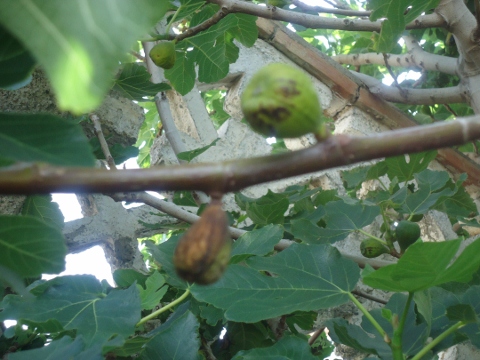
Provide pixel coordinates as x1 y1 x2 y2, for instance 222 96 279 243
396 170 456 215
363 238 480 292
137 271 168 311
21 195 64 230
231 224 284 262
315 200 380 243
245 190 290 226
0 275 141 347
0 0 169 113
232 335 318 360
191 243 360 323
0 215 66 277
385 151 437 183
113 63 171 101
140 303 201 360
168 13 257 94
0 113 95 166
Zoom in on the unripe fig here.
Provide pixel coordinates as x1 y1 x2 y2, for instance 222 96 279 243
240 63 324 139
360 238 389 258
173 200 231 285
396 220 420 252
267 0 291 7
149 41 176 69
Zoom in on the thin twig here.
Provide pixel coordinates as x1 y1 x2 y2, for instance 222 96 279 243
382 53 408 99
351 290 388 305
308 327 326 345
176 8 229 42
89 114 117 170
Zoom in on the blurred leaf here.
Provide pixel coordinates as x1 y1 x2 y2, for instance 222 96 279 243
314 200 380 243
245 190 290 225
368 0 441 52
232 335 318 359
177 138 219 162
7 336 102 360
0 0 170 113
446 304 477 324
113 269 149 288
363 238 480 292
0 25 35 90
191 243 360 323
140 304 200 360
113 63 171 101
0 113 95 166
137 271 168 310
22 195 64 230
0 215 66 277
89 137 139 164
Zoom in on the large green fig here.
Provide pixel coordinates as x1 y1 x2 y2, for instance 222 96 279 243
149 41 176 69
396 220 420 252
240 63 324 139
173 200 231 285
360 237 389 258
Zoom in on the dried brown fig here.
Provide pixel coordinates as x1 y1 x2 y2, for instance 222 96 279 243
173 200 231 285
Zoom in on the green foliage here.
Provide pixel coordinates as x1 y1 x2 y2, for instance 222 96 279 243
0 113 95 166
0 0 170 113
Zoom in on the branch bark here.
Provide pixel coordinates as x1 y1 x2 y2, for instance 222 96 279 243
205 0 445 32
2 116 480 194
333 36 458 76
353 71 466 105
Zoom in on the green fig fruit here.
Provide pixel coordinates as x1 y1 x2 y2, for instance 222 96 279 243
240 63 324 139
173 200 231 285
149 41 176 69
267 0 291 7
360 237 390 258
396 220 421 252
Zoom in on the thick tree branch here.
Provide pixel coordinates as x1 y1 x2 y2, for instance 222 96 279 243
333 36 458 76
353 71 466 105
205 0 445 32
436 0 480 112
1 116 480 194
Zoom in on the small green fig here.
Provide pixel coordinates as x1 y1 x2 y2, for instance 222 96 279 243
267 0 291 7
396 220 421 252
149 41 176 69
240 63 325 139
360 238 390 258
173 200 231 285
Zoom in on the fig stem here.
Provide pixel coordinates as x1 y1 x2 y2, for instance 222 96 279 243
357 229 388 246
348 292 390 343
136 288 191 327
